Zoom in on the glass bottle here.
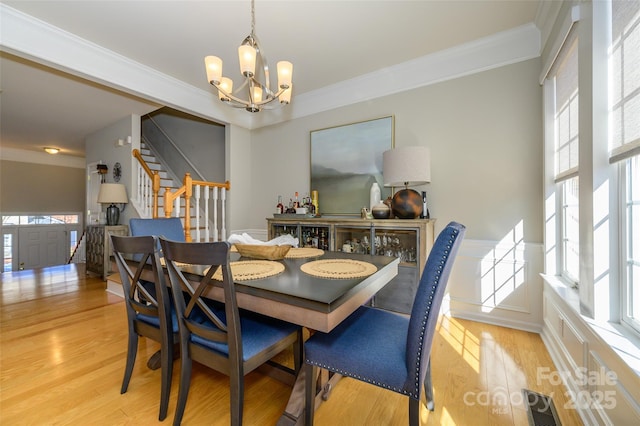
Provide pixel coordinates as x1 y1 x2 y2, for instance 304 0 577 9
276 195 284 214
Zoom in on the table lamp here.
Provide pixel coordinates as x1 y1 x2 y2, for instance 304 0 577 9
97 183 128 225
383 146 431 219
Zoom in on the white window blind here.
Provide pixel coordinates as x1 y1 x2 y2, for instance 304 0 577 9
610 0 640 163
553 29 580 182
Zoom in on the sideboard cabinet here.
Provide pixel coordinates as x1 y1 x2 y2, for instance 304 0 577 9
267 217 435 314
86 225 129 279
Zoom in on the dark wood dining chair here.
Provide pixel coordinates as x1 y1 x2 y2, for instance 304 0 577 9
111 234 178 421
303 221 466 425
159 237 303 426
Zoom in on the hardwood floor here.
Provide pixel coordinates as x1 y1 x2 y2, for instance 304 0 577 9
0 264 583 425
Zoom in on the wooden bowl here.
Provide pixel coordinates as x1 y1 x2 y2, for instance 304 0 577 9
234 244 292 260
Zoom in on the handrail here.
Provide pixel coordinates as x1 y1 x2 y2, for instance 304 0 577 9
132 150 229 242
145 115 207 181
133 149 161 218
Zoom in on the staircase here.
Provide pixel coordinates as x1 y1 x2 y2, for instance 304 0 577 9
131 142 229 243
138 140 179 212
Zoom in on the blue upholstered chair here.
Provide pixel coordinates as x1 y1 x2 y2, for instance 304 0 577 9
303 221 466 425
129 218 186 371
130 217 186 243
159 237 304 426
111 235 178 421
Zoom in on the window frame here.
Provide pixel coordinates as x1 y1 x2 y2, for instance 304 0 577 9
621 155 640 334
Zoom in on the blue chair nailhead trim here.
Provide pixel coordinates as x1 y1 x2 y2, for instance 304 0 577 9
306 360 418 398
409 228 460 395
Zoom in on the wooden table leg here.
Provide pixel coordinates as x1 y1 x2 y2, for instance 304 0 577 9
277 367 342 425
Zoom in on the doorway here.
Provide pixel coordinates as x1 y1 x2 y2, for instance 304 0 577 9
1 214 82 271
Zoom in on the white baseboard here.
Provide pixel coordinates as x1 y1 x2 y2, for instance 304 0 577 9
106 276 123 298
449 308 542 333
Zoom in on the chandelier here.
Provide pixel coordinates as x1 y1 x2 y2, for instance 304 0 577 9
204 0 293 113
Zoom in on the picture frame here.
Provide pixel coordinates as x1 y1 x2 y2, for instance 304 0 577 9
310 115 394 215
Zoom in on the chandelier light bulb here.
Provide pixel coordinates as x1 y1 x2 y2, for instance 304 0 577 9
218 77 233 101
277 61 293 89
279 85 292 104
251 86 263 103
238 45 256 77
204 56 223 84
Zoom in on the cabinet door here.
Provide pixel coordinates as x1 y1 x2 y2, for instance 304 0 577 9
299 225 330 250
369 226 420 314
271 224 299 240
373 266 419 314
85 226 104 275
372 227 419 267
335 225 372 254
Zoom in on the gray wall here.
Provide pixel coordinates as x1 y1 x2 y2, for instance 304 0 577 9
249 58 543 243
85 114 140 226
142 108 225 183
0 160 85 213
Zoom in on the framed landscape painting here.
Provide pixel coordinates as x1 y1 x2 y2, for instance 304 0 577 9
310 116 394 215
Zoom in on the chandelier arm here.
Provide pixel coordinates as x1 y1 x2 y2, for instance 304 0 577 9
211 82 284 108
249 33 272 93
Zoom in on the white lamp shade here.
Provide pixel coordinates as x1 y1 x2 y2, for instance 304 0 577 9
204 56 223 84
97 183 128 204
279 85 292 104
238 45 256 76
277 61 293 88
218 77 233 101
383 146 431 187
251 86 263 103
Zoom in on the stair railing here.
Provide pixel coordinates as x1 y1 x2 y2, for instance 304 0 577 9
132 149 230 242
133 149 162 218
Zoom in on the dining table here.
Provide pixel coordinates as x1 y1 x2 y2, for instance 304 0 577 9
127 247 400 424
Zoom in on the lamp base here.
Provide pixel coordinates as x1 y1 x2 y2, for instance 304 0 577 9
106 204 120 226
391 189 423 219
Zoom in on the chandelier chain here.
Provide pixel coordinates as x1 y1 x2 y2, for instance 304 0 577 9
250 0 255 36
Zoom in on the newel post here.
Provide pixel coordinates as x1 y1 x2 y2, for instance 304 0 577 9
183 173 192 242
152 171 161 218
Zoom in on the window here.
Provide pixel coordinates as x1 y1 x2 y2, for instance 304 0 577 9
1 215 80 225
3 232 13 272
551 28 580 285
610 0 640 333
623 156 640 332
562 177 580 285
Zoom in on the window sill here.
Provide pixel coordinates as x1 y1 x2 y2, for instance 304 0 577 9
542 274 640 378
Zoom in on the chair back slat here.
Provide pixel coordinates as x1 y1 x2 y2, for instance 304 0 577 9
405 221 466 395
159 239 242 356
112 235 169 321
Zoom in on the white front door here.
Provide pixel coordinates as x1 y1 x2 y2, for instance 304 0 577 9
18 226 67 270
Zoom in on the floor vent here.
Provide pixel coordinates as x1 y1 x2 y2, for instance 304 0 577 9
523 389 562 426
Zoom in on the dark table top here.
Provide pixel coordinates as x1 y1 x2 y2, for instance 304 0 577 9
180 250 399 314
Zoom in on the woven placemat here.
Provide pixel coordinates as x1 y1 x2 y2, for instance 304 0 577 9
285 247 324 259
160 258 189 268
300 259 377 279
207 260 285 281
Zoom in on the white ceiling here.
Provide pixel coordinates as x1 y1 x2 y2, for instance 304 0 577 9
0 0 545 159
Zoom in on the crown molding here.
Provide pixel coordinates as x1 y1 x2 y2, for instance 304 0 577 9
1 3 540 131
264 23 541 127
0 4 252 129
